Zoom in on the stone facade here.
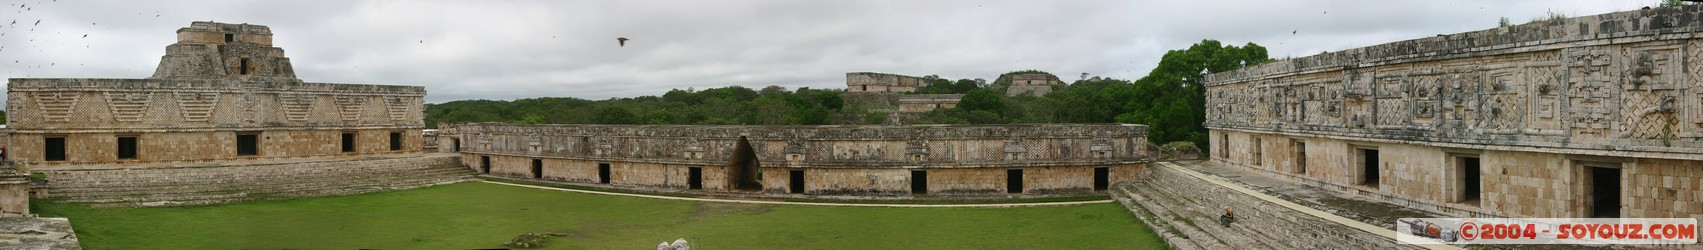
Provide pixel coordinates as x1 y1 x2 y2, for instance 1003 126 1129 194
0 165 24 216
449 123 1149 197
1002 72 1061 96
895 94 963 113
7 22 426 170
845 72 927 93
1204 6 1703 220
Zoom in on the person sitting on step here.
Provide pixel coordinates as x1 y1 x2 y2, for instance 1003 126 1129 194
1219 206 1235 227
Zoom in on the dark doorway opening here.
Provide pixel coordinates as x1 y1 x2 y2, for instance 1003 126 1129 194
341 133 356 153
1461 157 1481 204
1360 149 1379 186
727 136 764 191
117 136 138 160
598 162 612 184
1094 167 1110 191
1589 166 1622 218
44 137 66 161
389 132 402 151
224 33 233 43
452 138 460 152
1006 169 1024 194
480 155 491 174
1292 140 1307 174
789 170 805 194
688 167 703 190
531 159 543 179
239 58 250 75
911 170 928 194
236 133 259 156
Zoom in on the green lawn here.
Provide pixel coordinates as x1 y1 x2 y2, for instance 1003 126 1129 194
33 182 1168 249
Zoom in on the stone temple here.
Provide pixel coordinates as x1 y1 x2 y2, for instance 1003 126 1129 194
6 22 473 207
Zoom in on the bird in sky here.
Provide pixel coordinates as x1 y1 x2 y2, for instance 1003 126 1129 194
82 34 86 38
34 19 40 26
1292 30 1297 35
617 37 629 47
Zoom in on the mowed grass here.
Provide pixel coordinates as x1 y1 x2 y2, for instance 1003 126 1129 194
33 182 1168 249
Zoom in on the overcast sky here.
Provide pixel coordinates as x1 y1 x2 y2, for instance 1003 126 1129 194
0 0 1646 103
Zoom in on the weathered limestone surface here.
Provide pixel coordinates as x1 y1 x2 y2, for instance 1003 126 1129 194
1001 72 1061 97
450 123 1149 197
7 21 426 169
845 72 927 93
0 217 79 250
1205 6 1703 222
0 165 25 216
895 94 963 113
39 153 473 207
1112 164 1425 250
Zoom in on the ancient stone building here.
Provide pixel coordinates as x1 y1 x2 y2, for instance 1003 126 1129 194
1001 72 1062 96
896 94 963 113
8 22 427 168
449 123 1149 197
1205 7 1703 219
845 72 927 93
8 22 472 206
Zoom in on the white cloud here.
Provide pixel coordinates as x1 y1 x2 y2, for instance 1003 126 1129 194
0 0 1642 103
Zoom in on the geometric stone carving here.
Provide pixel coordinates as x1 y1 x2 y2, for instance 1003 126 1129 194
335 95 366 122
173 92 219 122
32 92 80 122
103 92 151 122
384 96 410 121
277 93 314 122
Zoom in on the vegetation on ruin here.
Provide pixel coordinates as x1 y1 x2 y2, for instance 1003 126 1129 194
34 182 1167 249
425 40 1269 153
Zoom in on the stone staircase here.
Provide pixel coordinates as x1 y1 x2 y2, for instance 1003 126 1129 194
39 153 475 207
1111 163 1424 250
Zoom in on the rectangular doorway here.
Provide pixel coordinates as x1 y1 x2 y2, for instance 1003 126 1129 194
598 162 612 184
236 133 259 156
341 132 356 153
117 136 138 160
389 132 402 151
44 137 66 161
480 155 491 174
530 159 543 179
688 167 703 190
452 139 460 152
1588 166 1622 218
1292 140 1307 174
1007 169 1024 194
1360 148 1380 186
911 170 928 194
789 170 805 193
1094 167 1110 191
1460 156 1481 204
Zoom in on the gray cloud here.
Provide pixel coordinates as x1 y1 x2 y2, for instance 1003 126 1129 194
0 0 1643 103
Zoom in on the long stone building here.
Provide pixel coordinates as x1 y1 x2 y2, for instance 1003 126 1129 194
1205 7 1703 219
447 123 1149 196
7 22 472 207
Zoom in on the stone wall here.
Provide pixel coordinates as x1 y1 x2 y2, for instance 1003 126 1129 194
846 72 926 93
1113 164 1422 250
7 22 426 170
38 153 474 206
895 94 963 113
1001 72 1062 97
0 166 25 216
450 123 1150 197
1203 6 1703 221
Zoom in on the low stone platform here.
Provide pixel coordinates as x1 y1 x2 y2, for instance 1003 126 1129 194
1113 161 1449 250
38 153 474 207
0 217 79 250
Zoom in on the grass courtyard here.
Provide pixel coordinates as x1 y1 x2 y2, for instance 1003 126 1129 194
33 182 1168 249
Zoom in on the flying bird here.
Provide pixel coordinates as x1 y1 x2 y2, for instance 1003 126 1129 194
1291 30 1297 35
34 19 40 26
617 37 628 47
82 34 86 38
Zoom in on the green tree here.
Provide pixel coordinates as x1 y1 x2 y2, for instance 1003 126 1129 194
956 89 1005 113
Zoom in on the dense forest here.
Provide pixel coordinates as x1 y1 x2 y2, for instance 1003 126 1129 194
425 40 1270 153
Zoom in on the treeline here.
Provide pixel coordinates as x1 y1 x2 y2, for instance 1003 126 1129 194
424 39 1270 152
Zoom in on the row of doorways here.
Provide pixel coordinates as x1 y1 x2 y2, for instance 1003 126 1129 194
478 155 1114 195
